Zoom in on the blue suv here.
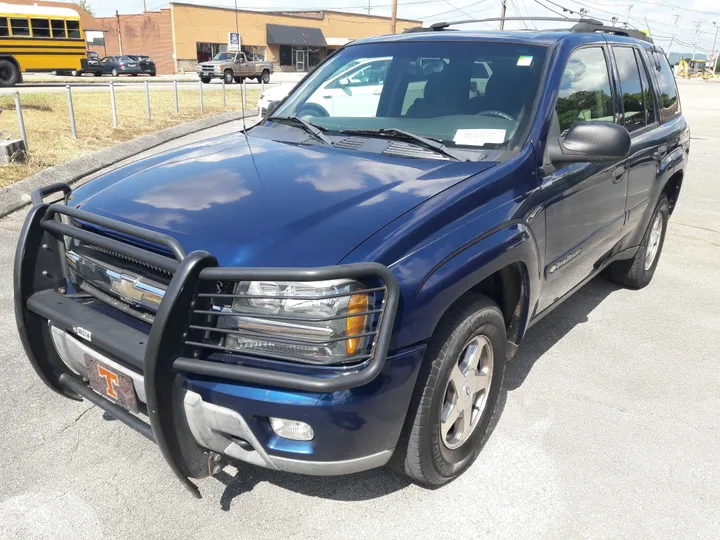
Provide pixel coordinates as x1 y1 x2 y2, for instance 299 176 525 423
15 18 688 496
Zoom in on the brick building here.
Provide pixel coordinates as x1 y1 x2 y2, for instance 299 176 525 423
90 3 420 75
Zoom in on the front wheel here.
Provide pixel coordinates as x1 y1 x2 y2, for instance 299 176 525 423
200 77 211 84
111 68 119 77
608 195 669 289
224 70 234 84
0 59 20 87
394 294 506 487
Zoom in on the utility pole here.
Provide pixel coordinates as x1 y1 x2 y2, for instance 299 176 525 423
644 17 652 39
692 20 701 61
143 0 147 11
115 10 123 56
712 22 719 73
234 0 239 37
367 0 371 15
624 4 633 27
499 0 507 30
611 16 618 27
391 0 397 33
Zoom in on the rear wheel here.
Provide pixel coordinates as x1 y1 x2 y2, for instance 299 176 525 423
224 70 234 84
394 294 506 487
0 59 20 87
111 68 119 77
608 195 669 289
261 70 270 84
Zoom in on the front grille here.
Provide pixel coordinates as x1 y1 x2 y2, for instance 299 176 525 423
199 65 215 74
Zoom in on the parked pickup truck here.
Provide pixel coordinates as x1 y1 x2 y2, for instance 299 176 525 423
196 52 272 84
16 17 688 498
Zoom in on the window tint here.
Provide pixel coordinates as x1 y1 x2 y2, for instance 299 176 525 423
31 18 51 38
0 17 8 37
635 49 656 124
51 19 66 38
613 47 646 132
653 52 679 121
66 20 81 39
10 18 30 37
556 47 614 132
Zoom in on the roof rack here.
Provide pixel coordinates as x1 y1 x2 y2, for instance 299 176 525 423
418 17 653 44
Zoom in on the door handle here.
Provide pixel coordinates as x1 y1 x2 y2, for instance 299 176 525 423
611 167 625 184
321 95 332 99
654 145 668 160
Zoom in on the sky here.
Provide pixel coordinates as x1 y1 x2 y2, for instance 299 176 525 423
79 0 720 56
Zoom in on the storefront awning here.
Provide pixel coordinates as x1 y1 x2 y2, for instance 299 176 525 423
266 24 327 47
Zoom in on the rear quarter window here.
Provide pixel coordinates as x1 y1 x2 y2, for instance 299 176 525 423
651 51 680 122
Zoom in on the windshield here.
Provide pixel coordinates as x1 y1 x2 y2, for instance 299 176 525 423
213 53 236 62
273 41 547 149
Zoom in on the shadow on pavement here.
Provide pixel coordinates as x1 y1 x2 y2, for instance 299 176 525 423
505 275 620 390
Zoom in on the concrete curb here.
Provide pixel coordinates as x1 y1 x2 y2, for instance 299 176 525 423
0 110 256 218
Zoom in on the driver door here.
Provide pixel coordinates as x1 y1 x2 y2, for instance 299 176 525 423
538 46 628 312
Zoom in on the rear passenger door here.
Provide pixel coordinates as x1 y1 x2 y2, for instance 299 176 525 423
609 45 662 234
538 45 628 311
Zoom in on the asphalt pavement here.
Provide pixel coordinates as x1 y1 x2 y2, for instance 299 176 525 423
0 81 718 540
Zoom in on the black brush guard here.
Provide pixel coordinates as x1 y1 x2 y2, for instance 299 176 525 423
15 183 399 498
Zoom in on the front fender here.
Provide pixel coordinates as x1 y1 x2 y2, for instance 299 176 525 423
389 221 541 351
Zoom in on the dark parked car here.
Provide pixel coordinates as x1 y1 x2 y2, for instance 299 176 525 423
16 18 688 496
99 55 141 77
126 54 157 76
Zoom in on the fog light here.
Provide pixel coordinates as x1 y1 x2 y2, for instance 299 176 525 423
270 417 314 441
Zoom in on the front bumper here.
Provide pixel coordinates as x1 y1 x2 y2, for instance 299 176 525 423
16 184 404 497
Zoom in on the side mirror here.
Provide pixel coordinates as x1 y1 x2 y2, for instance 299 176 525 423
264 100 280 118
547 122 631 167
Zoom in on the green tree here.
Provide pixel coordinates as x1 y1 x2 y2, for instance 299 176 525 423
75 0 94 16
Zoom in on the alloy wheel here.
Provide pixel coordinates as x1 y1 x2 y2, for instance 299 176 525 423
644 213 663 270
440 335 494 450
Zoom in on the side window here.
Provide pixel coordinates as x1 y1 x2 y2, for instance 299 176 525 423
0 17 8 37
345 61 388 87
31 19 51 38
51 19 67 38
556 47 614 133
635 49 656 124
66 20 81 39
653 52 679 121
10 18 30 37
613 46 646 132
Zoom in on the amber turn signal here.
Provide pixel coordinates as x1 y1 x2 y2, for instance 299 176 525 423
345 293 368 355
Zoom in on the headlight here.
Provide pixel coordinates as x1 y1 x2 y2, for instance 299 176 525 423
216 279 374 364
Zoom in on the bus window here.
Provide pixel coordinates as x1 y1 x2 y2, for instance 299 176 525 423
51 19 66 38
66 20 81 39
10 18 30 37
31 19 51 38
0 18 8 37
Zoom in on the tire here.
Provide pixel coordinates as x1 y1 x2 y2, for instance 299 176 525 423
0 59 20 87
297 103 329 118
111 68 119 77
608 195 669 289
150 71 156 77
261 70 270 84
200 77 211 84
394 294 507 487
131 73 138 77
234 76 244 84
224 70 234 84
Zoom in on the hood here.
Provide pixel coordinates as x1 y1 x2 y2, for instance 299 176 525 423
70 132 495 267
199 60 227 67
262 84 293 100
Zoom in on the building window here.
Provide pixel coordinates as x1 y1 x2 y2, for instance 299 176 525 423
241 45 266 61
197 42 226 62
51 19 66 38
31 19 51 38
279 45 292 66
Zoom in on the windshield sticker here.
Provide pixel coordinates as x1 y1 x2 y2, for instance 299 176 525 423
517 55 533 67
454 129 506 146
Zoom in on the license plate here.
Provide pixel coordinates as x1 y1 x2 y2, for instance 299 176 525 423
85 353 139 413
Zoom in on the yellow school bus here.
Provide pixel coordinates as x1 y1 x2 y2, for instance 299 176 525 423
0 2 87 86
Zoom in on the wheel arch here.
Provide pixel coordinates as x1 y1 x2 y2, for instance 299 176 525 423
662 169 683 215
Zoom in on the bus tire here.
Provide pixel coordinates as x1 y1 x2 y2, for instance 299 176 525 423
0 59 20 87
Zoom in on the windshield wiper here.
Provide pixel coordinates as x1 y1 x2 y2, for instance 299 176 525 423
338 128 471 162
267 115 333 146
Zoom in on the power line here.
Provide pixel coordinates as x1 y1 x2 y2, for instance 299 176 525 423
534 0 569 18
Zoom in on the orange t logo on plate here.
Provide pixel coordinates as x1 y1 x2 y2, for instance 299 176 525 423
97 366 119 399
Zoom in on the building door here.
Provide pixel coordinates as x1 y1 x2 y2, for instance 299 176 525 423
296 49 306 71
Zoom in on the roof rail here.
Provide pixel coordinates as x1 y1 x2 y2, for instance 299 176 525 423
429 17 602 30
570 22 653 43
